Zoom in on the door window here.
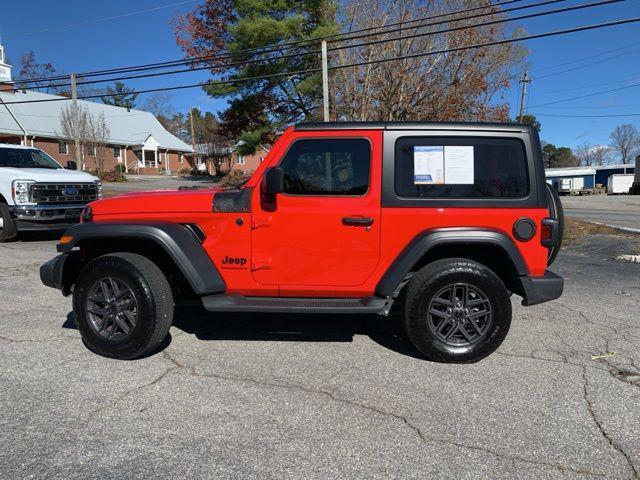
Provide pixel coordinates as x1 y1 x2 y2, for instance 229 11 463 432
280 138 371 196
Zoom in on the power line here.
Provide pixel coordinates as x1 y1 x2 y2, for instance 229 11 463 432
533 112 640 117
327 0 621 53
5 1 197 40
18 0 617 92
13 0 556 85
530 82 640 107
533 74 640 94
4 16 640 106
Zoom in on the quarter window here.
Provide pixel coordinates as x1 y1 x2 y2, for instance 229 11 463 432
280 138 371 196
394 137 529 199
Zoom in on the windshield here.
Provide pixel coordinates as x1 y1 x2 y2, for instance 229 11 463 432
0 148 62 170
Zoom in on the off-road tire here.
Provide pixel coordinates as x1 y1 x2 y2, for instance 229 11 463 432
545 183 564 266
0 203 18 242
73 252 173 360
403 258 512 363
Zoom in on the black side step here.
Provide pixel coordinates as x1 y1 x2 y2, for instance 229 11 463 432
201 295 387 314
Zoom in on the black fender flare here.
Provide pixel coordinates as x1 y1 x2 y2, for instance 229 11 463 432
56 222 226 295
375 228 528 297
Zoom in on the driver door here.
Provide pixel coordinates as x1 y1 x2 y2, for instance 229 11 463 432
251 132 382 295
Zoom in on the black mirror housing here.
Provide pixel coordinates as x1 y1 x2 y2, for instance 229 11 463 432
66 160 78 170
263 167 284 196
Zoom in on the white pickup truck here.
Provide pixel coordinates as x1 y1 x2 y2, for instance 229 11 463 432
0 143 101 242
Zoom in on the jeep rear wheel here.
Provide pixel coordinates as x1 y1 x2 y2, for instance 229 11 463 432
0 203 17 243
403 258 511 363
72 253 174 360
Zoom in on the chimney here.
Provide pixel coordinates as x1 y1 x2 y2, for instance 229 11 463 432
0 44 15 93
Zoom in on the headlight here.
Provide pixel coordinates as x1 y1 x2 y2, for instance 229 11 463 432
12 180 36 205
96 181 103 199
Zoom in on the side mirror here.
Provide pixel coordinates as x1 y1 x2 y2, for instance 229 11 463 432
66 160 78 170
263 167 284 196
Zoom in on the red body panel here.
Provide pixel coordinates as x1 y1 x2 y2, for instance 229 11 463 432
89 126 550 298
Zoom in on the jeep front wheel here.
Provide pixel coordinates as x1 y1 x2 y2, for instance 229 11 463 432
403 258 512 363
72 252 174 360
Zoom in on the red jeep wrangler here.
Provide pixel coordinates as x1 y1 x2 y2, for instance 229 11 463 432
41 122 564 362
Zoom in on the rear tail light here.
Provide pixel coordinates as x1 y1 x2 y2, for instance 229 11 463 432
541 218 557 248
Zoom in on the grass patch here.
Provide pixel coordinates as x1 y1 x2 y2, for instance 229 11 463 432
564 218 631 247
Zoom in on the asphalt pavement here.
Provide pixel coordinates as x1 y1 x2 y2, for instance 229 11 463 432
560 196 640 230
1 233 639 479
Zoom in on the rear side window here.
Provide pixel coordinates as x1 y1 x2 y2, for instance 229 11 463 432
395 137 529 198
280 138 371 196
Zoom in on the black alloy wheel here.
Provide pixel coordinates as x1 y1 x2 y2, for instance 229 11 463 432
426 282 493 347
86 277 139 340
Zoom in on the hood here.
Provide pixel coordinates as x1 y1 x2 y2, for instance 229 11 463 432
92 188 221 216
0 167 99 183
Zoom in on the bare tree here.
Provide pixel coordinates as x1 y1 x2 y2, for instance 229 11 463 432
59 104 91 168
87 112 110 174
610 124 640 164
59 105 110 173
331 0 528 122
576 142 610 166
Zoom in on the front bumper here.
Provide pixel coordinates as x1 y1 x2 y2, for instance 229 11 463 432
520 270 564 306
10 204 85 231
40 253 78 296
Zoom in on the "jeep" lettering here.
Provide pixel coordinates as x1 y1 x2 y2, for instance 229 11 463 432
221 256 247 266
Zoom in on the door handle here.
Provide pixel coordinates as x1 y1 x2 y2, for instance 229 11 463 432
342 217 374 227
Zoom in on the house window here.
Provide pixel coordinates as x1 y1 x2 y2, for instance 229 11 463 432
179 153 184 164
58 140 69 155
113 146 121 158
87 145 97 157
236 155 245 165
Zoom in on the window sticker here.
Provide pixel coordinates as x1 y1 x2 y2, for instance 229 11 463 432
444 146 474 184
414 146 444 184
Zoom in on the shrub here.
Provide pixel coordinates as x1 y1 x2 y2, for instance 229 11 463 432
114 164 126 174
100 170 127 182
219 170 253 189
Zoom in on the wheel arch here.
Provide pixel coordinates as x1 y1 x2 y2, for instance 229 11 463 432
57 222 226 297
375 228 528 298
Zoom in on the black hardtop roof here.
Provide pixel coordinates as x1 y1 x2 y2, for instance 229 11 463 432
295 121 530 133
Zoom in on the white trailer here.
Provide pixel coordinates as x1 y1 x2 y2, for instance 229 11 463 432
607 174 634 194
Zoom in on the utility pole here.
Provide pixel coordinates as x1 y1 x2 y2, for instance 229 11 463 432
518 71 531 124
189 106 198 169
71 73 82 168
321 40 330 122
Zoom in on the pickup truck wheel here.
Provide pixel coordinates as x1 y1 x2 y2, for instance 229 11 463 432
72 253 174 360
403 258 511 363
0 203 18 242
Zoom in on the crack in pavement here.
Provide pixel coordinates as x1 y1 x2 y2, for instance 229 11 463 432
86 348 609 478
581 366 640 480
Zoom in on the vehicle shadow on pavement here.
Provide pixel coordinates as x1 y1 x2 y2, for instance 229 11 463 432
62 308 425 360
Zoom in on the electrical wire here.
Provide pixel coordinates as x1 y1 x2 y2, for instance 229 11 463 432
530 81 640 107
12 0 554 85
3 16 640 105
18 0 617 92
532 112 640 117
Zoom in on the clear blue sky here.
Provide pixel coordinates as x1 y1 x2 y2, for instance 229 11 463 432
1 0 639 150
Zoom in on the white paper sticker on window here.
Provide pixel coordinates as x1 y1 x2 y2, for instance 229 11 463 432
414 146 444 184
444 146 474 184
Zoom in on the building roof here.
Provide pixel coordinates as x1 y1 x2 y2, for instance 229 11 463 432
545 167 596 177
0 89 192 152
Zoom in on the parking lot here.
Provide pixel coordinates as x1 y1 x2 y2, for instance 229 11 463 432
0 225 638 479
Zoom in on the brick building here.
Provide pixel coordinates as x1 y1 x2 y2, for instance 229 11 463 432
194 144 269 175
0 44 193 174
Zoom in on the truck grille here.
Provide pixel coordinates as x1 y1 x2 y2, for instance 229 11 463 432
31 183 99 204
